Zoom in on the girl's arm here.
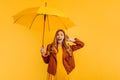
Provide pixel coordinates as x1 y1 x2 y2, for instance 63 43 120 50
69 38 84 51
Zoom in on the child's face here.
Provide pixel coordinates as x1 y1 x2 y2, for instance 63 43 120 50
56 31 65 44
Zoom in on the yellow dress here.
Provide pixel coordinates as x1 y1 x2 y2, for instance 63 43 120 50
48 45 69 80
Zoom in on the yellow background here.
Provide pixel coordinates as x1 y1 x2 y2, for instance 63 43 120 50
0 0 120 80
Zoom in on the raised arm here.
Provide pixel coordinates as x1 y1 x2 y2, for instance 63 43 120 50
70 38 84 51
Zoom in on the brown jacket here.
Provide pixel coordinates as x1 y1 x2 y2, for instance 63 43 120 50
42 38 84 75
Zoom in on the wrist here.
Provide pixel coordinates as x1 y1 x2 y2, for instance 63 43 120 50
68 38 75 42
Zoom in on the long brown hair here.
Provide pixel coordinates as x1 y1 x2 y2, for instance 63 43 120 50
49 29 72 56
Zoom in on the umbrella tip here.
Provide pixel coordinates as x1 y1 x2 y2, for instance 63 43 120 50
45 2 47 7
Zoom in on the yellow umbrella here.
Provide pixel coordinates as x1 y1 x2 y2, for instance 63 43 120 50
13 2 75 46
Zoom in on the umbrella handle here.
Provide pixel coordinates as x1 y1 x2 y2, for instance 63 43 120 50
42 29 45 47
42 15 47 47
42 44 44 48
41 30 44 48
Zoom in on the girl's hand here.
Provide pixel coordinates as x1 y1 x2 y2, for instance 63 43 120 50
65 35 75 42
65 35 69 41
40 47 46 55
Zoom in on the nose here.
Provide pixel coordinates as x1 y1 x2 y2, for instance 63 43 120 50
58 35 61 38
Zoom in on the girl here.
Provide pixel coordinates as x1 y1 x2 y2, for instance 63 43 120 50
40 29 84 80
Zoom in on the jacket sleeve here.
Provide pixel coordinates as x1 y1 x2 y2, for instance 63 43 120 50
41 44 51 64
70 38 84 51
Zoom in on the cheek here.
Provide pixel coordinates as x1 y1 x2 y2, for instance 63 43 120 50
56 36 58 39
62 36 65 39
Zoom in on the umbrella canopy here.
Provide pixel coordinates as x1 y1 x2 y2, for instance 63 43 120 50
13 3 75 46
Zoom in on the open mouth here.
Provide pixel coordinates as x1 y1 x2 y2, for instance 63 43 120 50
58 39 62 41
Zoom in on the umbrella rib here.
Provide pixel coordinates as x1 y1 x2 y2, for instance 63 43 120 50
14 15 24 23
29 14 39 29
54 16 68 29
